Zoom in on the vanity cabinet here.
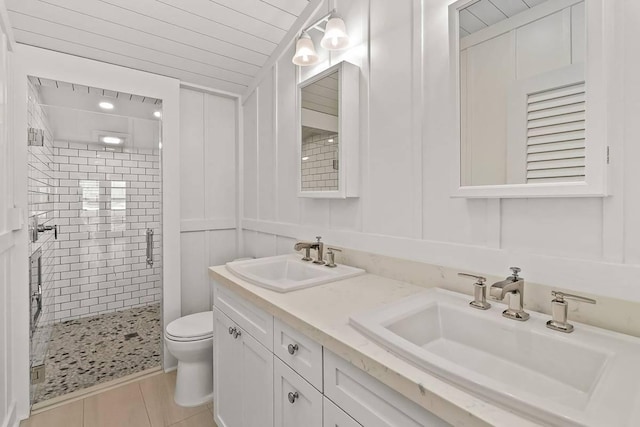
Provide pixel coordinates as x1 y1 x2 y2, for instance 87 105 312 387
213 282 449 427
274 357 323 427
213 307 274 427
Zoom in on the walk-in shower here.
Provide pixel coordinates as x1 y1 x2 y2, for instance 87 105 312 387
27 76 164 406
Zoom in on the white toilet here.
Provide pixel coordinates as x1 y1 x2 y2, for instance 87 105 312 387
165 311 214 407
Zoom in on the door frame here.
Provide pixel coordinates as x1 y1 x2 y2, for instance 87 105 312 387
12 44 181 419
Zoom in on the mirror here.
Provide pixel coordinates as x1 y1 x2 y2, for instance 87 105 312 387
301 70 339 192
297 61 360 198
451 0 606 197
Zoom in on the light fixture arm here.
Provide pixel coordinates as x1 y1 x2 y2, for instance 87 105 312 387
301 10 335 35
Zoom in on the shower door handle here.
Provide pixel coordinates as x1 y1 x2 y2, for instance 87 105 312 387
146 229 154 267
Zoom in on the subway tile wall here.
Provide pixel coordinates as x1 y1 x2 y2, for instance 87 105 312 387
301 133 339 191
52 141 163 322
28 81 57 368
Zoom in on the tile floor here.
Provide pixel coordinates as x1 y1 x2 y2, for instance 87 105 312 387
33 304 161 403
21 371 217 427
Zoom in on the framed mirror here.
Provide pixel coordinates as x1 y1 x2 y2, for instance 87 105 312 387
297 61 360 198
449 0 608 198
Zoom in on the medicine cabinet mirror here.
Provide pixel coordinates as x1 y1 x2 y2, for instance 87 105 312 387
297 61 359 198
450 0 607 198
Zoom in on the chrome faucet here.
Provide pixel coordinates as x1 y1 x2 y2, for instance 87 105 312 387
489 267 529 321
293 236 324 264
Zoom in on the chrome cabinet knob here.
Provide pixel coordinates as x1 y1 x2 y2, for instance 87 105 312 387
287 343 299 355
287 391 299 404
233 329 242 339
228 326 235 335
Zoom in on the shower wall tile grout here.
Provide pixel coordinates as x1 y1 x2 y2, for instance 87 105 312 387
52 140 163 322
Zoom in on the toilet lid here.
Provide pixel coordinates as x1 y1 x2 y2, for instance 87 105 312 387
166 311 214 340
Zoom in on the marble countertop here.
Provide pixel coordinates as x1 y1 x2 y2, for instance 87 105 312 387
209 265 541 427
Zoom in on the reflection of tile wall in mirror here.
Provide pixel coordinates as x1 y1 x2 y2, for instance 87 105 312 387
301 128 339 191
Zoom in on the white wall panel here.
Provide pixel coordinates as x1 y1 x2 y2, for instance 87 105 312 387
276 47 301 225
240 0 639 300
180 89 206 220
257 68 276 221
204 94 237 221
243 92 258 219
180 87 238 315
180 232 208 315
364 0 418 238
501 198 603 260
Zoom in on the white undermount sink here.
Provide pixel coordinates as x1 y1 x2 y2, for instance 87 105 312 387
349 288 640 426
226 254 365 292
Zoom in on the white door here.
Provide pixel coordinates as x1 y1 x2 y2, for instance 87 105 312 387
274 357 322 427
323 397 362 427
240 330 274 427
214 308 242 427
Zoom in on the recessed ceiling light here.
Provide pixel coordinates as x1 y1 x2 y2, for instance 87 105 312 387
101 136 122 144
153 111 162 118
99 101 114 110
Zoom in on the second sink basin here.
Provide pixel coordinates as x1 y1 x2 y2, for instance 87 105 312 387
226 254 365 292
349 288 640 426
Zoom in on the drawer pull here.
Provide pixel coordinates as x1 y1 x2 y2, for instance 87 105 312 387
287 343 299 355
287 391 299 404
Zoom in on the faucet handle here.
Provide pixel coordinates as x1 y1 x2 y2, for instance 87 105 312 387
316 236 322 243
457 273 486 285
509 267 521 279
458 273 490 310
547 291 596 333
551 291 596 305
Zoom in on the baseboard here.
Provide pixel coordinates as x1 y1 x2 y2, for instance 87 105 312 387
1 402 17 427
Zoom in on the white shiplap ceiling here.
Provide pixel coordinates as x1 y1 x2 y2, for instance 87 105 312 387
460 0 549 37
7 0 311 94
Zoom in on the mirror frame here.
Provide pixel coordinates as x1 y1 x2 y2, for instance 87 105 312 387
296 61 360 199
449 0 608 198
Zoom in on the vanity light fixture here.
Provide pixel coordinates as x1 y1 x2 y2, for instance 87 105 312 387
292 9 350 66
153 111 162 118
100 136 123 145
321 13 350 50
292 32 319 66
302 156 309 161
98 101 114 110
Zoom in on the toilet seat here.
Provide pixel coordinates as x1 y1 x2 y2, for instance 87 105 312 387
166 311 213 342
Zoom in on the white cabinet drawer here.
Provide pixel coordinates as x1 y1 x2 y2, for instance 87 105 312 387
274 357 322 427
214 281 273 350
324 350 450 427
324 397 362 427
274 318 323 391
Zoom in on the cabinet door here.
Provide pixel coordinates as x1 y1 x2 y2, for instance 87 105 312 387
324 397 362 427
241 329 274 427
274 357 322 427
214 308 242 427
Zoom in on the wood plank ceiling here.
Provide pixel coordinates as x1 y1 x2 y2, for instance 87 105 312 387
459 0 549 36
7 0 311 94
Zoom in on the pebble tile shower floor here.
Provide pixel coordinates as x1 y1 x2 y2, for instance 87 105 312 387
33 304 161 403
